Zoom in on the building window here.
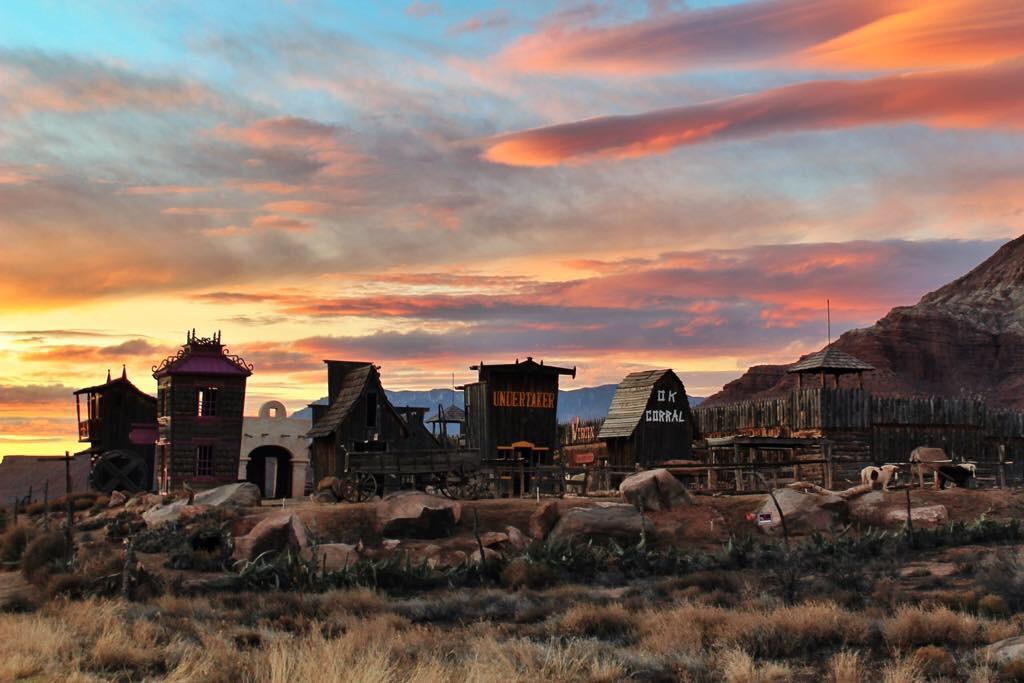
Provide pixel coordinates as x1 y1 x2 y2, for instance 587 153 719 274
195 445 214 476
197 387 218 416
366 392 377 428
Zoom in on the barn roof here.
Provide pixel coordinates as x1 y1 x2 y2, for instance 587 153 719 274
598 369 679 439
786 347 874 375
307 363 411 440
307 364 374 438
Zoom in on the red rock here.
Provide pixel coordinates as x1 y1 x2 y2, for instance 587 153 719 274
704 235 1024 409
232 512 308 562
619 469 692 511
527 500 560 540
376 491 461 539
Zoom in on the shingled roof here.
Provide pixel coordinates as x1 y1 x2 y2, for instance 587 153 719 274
598 369 678 439
786 347 875 374
307 364 374 438
305 366 409 440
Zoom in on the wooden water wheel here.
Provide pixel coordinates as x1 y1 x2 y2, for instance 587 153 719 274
91 449 149 494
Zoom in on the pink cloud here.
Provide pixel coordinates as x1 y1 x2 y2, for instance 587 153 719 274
497 0 1024 75
483 60 1024 166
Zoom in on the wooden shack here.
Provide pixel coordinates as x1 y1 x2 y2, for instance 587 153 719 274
152 331 252 493
306 361 441 481
598 369 695 473
463 357 575 464
74 367 157 493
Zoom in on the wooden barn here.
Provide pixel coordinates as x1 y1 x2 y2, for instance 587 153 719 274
463 357 575 465
306 361 441 481
598 369 695 472
152 331 252 493
74 367 157 493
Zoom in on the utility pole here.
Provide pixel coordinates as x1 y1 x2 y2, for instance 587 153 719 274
64 451 74 565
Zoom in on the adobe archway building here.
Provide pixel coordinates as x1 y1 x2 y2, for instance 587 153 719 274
238 401 311 499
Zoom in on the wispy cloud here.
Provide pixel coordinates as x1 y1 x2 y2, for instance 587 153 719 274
483 61 1024 166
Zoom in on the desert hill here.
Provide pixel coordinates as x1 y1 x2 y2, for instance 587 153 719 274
705 235 1024 408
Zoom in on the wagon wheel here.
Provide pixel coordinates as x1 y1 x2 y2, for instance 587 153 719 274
443 471 490 500
91 449 149 494
339 473 378 503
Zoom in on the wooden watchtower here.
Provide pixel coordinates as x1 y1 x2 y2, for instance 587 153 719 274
152 331 252 493
787 347 874 389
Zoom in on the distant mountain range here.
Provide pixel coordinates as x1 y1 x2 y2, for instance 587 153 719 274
294 384 704 423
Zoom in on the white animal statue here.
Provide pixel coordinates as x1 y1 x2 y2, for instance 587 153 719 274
909 447 953 489
860 464 900 491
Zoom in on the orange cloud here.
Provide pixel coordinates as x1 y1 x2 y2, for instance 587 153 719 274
262 200 331 215
498 0 1022 75
252 214 312 231
483 61 1024 166
801 0 1024 70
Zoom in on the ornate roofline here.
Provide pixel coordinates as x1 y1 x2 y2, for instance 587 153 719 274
152 331 254 377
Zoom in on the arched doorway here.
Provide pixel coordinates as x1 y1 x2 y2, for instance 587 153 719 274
245 445 293 499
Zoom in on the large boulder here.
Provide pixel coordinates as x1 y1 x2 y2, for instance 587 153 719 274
142 500 188 527
376 491 462 539
232 512 308 562
506 526 529 552
547 503 653 545
883 504 949 527
619 469 692 511
987 635 1024 666
125 493 164 513
194 482 261 508
528 500 561 540
755 488 847 536
847 490 889 525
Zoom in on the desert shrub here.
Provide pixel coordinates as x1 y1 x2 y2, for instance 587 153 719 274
501 557 554 590
980 594 1010 618
27 492 100 515
979 550 1024 611
883 605 981 648
21 531 71 584
829 650 864 683
740 602 870 658
932 588 978 612
557 603 636 641
882 655 924 683
999 659 1024 682
913 645 957 678
720 648 792 683
0 524 37 564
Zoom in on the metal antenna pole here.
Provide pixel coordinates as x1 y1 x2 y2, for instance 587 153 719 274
827 299 831 346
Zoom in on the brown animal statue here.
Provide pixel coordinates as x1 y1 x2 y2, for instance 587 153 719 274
860 464 900 491
909 447 953 489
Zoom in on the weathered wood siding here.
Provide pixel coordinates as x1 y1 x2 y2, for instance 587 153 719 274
694 389 1024 481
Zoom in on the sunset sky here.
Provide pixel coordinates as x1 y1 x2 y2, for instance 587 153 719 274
2 0 1022 458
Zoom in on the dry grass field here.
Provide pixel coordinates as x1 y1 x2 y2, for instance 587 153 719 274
6 490 1024 681
1 577 1023 682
